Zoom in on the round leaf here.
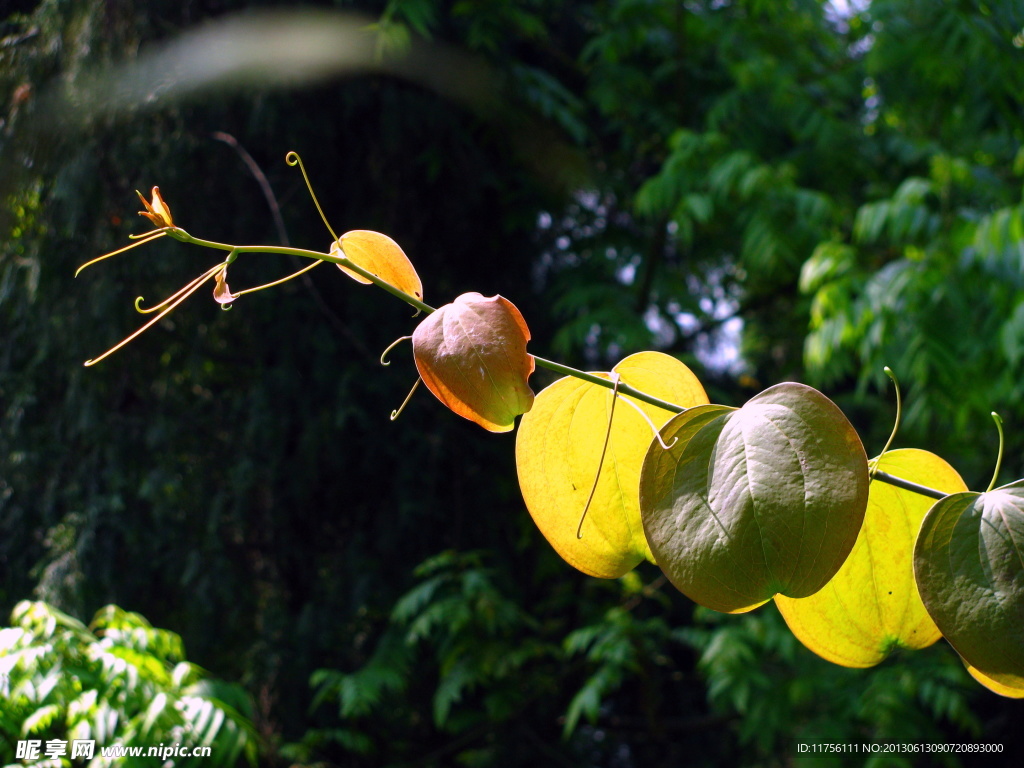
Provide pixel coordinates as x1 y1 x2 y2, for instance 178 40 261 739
640 382 869 613
516 352 709 578
776 449 966 667
412 293 534 433
330 230 423 299
914 480 1024 689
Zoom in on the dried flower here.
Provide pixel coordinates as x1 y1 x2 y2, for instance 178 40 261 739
137 186 174 229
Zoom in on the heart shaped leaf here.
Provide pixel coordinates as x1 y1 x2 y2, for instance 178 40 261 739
330 230 423 299
776 449 966 666
914 480 1024 690
412 293 534 433
640 382 869 613
516 352 709 578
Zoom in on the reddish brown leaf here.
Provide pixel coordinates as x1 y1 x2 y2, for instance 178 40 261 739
412 293 534 432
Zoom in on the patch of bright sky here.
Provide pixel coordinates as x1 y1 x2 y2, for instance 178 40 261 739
826 0 870 26
535 199 750 376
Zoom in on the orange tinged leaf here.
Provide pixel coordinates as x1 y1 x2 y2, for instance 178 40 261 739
412 292 534 432
330 230 423 299
516 352 709 578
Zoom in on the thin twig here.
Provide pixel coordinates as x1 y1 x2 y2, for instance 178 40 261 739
212 133 372 358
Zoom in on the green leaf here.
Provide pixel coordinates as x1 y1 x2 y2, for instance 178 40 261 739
22 703 61 735
914 480 1024 692
640 383 869 613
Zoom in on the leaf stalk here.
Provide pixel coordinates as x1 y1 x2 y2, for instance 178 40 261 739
986 412 1005 493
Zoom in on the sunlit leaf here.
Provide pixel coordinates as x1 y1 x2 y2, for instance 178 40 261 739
914 480 1024 690
776 449 966 667
516 352 709 578
330 230 423 299
640 382 869 613
412 293 534 432
965 662 1024 699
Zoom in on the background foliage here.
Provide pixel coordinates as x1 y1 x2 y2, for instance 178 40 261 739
2 0 1023 765
0 601 256 766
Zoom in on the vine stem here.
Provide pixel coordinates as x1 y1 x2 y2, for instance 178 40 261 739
530 356 696 413
168 227 951 502
167 229 435 314
868 470 946 501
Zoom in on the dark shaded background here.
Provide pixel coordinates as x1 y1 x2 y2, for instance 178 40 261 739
3 0 1024 765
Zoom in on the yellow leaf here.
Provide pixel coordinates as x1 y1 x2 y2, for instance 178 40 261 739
965 662 1024 698
776 449 966 667
515 351 708 578
330 230 423 299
